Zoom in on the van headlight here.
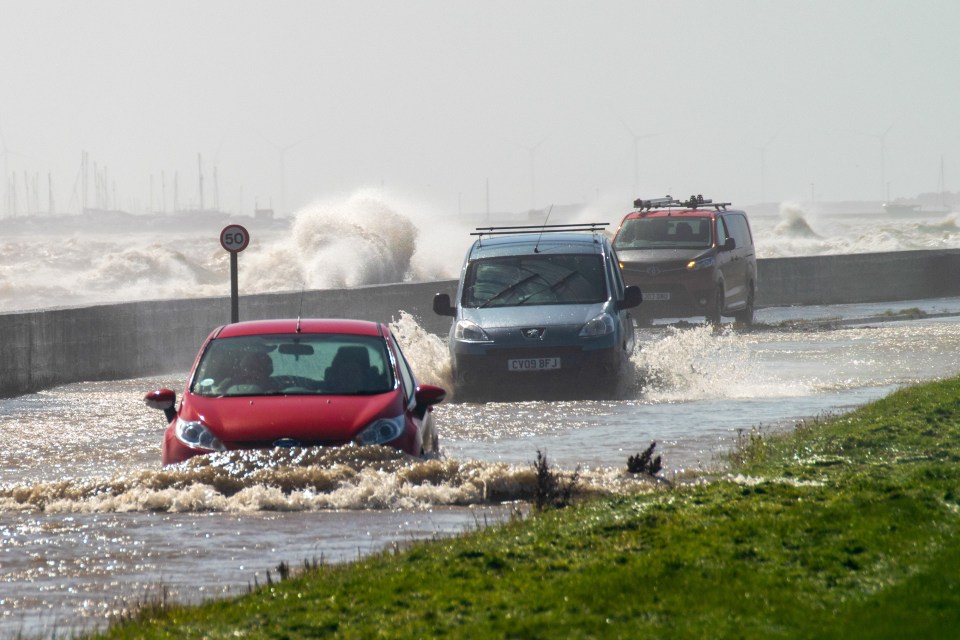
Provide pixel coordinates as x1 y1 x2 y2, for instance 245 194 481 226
175 418 226 452
355 415 405 446
579 312 615 338
686 256 716 270
454 319 492 342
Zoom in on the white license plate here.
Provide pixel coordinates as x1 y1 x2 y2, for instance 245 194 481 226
646 292 671 301
508 357 561 371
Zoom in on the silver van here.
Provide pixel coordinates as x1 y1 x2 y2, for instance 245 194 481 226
433 224 642 401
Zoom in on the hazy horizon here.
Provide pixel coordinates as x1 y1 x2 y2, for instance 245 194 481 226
2 0 958 218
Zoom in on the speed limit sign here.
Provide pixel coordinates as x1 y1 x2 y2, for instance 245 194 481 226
220 224 250 253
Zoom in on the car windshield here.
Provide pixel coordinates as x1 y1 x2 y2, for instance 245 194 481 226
614 216 713 250
462 254 607 308
190 334 395 397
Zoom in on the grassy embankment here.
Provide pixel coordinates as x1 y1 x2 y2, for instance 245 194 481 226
93 376 960 639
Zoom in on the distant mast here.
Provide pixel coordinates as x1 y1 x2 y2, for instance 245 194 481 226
940 155 946 211
198 153 204 211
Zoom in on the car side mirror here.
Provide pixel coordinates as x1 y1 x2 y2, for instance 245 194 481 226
415 384 446 407
414 384 447 418
722 237 736 251
144 388 177 423
433 292 456 317
619 285 642 310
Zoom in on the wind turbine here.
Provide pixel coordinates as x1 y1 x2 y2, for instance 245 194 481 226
615 115 662 198
0 125 28 217
518 136 547 213
263 134 312 216
759 126 785 205
850 114 902 203
0 125 12 217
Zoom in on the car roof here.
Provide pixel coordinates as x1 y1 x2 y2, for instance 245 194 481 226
215 318 385 338
468 232 609 260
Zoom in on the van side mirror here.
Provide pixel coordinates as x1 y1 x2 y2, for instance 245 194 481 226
433 292 456 317
619 285 642 310
722 237 736 251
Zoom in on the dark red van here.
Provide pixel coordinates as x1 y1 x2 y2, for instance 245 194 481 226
612 195 757 325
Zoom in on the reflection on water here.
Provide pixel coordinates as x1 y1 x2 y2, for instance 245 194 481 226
0 508 516 636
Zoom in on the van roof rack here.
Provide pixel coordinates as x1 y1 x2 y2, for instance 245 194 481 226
633 194 731 211
471 222 608 237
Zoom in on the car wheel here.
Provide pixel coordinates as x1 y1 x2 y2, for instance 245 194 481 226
735 284 755 325
707 286 724 326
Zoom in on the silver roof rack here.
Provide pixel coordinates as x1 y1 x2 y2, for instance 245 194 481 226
633 194 731 211
471 222 608 237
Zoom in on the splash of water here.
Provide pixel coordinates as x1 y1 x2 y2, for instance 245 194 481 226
389 310 454 392
0 445 654 514
0 190 474 312
774 201 822 239
4 193 960 312
629 325 795 402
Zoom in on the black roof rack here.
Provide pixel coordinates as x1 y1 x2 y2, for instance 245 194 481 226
471 222 608 237
632 194 732 211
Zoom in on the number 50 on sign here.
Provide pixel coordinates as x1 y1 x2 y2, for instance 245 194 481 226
220 224 250 253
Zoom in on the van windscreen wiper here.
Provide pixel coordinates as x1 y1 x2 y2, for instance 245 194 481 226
479 272 546 308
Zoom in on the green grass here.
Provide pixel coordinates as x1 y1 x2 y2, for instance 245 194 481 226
92 376 960 639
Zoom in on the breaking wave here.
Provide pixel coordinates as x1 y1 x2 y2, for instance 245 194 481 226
3 192 960 312
246 192 419 291
0 190 473 312
773 201 823 239
754 202 960 258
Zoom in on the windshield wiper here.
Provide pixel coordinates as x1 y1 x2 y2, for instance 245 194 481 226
479 272 546 307
516 270 582 304
548 270 580 291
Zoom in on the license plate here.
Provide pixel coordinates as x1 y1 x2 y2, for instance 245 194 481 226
646 292 671 301
508 357 561 371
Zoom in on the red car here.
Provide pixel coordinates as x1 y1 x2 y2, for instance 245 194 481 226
144 319 446 465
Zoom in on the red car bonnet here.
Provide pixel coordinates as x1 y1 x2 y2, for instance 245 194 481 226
180 390 403 444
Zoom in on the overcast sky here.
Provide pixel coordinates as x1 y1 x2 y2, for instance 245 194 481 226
2 0 958 217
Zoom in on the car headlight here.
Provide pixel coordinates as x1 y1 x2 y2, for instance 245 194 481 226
175 418 226 452
686 256 716 270
454 319 492 342
355 415 405 446
579 312 615 338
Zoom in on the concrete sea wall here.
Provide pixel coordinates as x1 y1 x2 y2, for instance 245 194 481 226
755 250 960 307
1 249 959 397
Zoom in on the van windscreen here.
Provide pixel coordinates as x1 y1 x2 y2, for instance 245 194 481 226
614 217 713 249
462 254 607 308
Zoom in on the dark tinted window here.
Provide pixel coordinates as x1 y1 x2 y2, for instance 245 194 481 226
614 217 712 249
716 217 730 246
724 213 753 248
191 334 393 397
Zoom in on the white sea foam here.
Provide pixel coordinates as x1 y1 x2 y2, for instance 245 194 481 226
752 202 960 258
0 189 474 312
2 194 958 312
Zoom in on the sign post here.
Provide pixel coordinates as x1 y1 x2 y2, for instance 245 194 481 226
219 224 250 323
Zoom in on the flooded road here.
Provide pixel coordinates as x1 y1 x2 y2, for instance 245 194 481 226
3 297 960 637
